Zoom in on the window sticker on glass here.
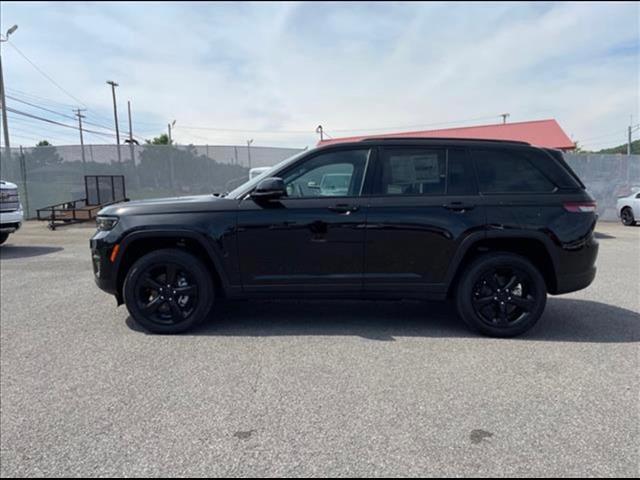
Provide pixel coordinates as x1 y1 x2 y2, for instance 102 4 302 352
389 154 441 184
413 154 441 183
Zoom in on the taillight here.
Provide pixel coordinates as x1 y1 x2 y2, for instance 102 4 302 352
563 202 597 213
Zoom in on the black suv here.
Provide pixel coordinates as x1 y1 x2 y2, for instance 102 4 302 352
90 138 598 337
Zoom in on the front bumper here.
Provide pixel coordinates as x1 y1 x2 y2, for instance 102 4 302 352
90 231 119 296
0 208 24 233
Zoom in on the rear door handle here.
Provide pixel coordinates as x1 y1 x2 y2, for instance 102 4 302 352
328 204 360 214
443 201 475 212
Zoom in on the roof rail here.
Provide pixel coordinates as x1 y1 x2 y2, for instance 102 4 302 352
359 137 531 146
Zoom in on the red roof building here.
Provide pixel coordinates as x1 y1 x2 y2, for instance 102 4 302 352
318 119 576 151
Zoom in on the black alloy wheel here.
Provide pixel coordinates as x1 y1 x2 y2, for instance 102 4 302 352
471 266 537 329
456 253 547 337
135 263 198 326
123 249 214 334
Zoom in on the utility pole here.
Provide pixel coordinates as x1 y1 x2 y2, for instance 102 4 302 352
127 100 135 165
316 125 324 142
629 125 633 156
500 113 510 124
106 80 121 164
247 139 254 169
74 108 87 174
0 25 18 163
168 119 176 144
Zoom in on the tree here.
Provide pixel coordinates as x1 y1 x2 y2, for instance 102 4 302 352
145 133 172 145
597 139 640 155
25 140 63 168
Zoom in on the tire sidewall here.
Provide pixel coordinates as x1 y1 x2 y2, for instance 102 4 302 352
621 207 635 226
456 253 547 337
0 233 9 245
123 249 214 334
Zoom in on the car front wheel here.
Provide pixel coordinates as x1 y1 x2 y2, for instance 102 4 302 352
621 207 636 226
0 233 9 245
123 248 214 334
455 253 547 337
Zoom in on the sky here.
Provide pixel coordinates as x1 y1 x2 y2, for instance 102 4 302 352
0 1 638 150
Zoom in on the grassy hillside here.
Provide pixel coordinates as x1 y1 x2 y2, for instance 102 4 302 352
596 139 640 154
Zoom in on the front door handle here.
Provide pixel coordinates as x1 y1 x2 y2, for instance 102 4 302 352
328 204 360 214
443 201 475 212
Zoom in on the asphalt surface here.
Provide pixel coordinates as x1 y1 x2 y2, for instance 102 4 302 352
1 221 638 477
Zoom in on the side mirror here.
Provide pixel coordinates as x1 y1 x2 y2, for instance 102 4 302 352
250 177 286 201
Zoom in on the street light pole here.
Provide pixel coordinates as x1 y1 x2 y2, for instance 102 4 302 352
247 138 253 169
168 119 176 144
0 25 18 162
106 80 122 164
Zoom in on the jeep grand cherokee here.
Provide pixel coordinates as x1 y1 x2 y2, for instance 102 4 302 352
90 138 598 337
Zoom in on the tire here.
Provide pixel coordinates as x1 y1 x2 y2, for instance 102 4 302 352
123 248 214 334
0 233 8 245
620 207 636 226
455 253 547 337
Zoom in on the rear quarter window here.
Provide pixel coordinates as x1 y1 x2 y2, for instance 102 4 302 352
472 149 556 194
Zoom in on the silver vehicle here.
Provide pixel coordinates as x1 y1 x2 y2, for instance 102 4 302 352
249 167 271 180
617 188 640 226
0 180 24 245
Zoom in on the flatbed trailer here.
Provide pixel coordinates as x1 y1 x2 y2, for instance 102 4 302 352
37 175 128 230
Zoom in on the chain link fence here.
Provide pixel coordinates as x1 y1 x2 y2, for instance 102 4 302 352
0 144 303 218
0 144 637 221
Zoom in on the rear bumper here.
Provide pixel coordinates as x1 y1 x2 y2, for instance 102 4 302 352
554 265 597 295
0 208 23 233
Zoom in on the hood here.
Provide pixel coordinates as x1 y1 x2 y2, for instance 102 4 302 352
99 193 237 216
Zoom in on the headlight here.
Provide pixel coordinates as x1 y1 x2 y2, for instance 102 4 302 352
96 216 119 231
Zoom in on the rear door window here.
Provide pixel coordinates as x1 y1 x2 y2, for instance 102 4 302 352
372 147 477 196
472 149 556 193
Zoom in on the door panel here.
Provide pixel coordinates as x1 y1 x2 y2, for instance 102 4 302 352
237 197 367 293
363 146 485 296
364 195 485 292
236 147 372 294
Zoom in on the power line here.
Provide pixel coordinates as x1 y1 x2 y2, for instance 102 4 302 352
5 87 78 110
6 95 78 121
5 40 87 107
6 107 116 139
177 125 313 134
327 114 504 133
175 114 505 136
6 95 145 141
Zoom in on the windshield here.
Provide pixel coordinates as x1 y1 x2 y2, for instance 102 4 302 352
226 149 311 199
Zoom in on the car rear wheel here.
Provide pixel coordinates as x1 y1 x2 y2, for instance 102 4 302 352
123 248 214 334
621 207 636 226
0 233 8 245
455 253 547 337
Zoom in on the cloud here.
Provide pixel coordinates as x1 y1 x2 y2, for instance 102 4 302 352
1 1 637 149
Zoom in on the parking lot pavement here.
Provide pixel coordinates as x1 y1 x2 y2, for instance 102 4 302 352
1 221 638 477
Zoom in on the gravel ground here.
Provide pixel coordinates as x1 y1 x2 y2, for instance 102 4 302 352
1 221 638 477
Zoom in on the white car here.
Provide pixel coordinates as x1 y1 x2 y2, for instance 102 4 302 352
249 167 272 180
0 180 24 245
617 189 640 226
